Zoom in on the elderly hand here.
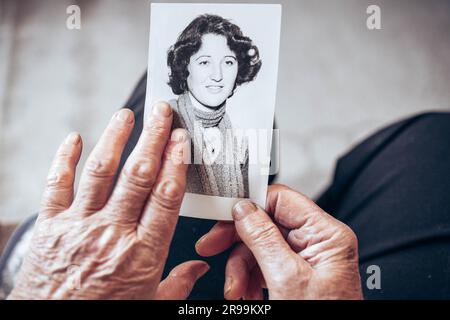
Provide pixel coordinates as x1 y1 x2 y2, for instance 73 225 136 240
9 103 209 299
195 184 363 300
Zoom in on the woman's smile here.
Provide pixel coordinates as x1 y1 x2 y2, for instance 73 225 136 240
205 85 224 94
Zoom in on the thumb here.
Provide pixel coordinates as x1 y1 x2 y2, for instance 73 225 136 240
155 261 209 300
232 200 307 286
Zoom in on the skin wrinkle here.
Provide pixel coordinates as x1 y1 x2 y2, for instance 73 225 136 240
225 243 255 299
140 209 178 251
198 184 363 300
75 189 114 213
11 99 363 299
9 108 208 299
300 232 357 269
91 244 155 282
22 218 162 299
142 208 178 242
273 191 311 229
287 224 333 253
41 189 73 212
46 168 73 188
144 116 169 140
105 199 144 225
85 157 118 178
242 221 280 254
120 158 159 190
150 180 185 213
265 255 301 295
156 261 209 300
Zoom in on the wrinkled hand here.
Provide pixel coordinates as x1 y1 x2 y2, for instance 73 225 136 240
196 184 363 300
9 103 208 300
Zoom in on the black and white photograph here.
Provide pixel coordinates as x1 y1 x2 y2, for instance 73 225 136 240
146 3 282 220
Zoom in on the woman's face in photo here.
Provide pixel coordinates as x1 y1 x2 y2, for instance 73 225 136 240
187 33 238 108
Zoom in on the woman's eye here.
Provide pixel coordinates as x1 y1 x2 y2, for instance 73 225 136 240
225 60 235 66
199 60 209 66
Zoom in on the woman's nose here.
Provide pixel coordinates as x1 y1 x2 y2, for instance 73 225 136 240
209 64 223 82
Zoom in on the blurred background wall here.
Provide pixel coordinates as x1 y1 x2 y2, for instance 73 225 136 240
0 0 449 224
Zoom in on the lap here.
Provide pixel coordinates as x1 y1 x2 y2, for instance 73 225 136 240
317 112 450 299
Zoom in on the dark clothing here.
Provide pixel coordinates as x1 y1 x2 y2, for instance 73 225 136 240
123 74 450 299
317 112 450 299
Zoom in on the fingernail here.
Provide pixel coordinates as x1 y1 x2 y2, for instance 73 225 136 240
197 263 210 279
195 234 208 248
232 200 257 221
224 276 233 296
65 132 80 145
116 109 134 123
153 102 172 118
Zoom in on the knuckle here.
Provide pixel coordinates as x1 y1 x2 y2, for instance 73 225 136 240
286 230 308 251
122 156 159 189
175 278 193 299
246 221 279 246
40 196 69 213
343 226 358 249
40 186 72 212
335 224 359 258
85 156 117 178
145 117 168 138
338 223 357 245
228 256 249 274
46 167 73 188
152 179 185 210
56 149 74 162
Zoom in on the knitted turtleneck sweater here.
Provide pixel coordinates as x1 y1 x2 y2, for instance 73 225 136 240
169 93 249 198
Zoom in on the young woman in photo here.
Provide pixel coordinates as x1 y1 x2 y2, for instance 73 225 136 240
167 14 262 198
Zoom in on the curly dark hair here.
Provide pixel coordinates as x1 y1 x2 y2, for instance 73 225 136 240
167 14 262 95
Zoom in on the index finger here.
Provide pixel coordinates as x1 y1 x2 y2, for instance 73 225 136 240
195 221 240 257
266 184 329 230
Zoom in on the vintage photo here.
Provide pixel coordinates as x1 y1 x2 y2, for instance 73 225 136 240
167 14 262 198
146 3 281 220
